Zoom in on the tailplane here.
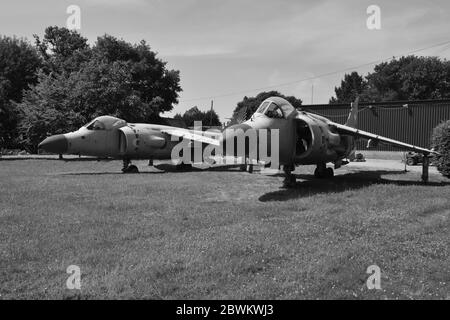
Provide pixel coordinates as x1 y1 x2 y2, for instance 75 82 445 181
345 97 359 128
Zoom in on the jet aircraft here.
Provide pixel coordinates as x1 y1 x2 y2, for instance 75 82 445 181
38 115 219 173
220 96 438 187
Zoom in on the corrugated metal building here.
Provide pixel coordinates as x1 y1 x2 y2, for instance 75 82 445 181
301 99 450 151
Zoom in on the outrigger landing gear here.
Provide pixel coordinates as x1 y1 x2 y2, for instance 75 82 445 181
122 159 139 173
314 163 334 179
282 165 296 188
421 154 430 184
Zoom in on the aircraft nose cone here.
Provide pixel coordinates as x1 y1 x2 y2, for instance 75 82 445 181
38 134 68 154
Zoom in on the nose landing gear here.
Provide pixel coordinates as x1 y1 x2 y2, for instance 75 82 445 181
122 159 139 173
240 158 255 173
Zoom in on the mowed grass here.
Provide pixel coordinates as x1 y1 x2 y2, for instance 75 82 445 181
0 159 449 300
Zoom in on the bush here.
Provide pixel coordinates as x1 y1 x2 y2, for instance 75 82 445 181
431 120 450 178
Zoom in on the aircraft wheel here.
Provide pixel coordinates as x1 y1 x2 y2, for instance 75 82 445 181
123 165 139 174
129 165 139 173
314 167 333 178
282 175 296 188
326 167 334 178
314 168 322 178
248 164 254 174
406 158 416 166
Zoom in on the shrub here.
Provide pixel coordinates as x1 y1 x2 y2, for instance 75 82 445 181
431 120 450 178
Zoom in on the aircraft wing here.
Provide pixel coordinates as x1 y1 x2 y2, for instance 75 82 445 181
331 122 438 155
189 129 222 139
160 128 220 146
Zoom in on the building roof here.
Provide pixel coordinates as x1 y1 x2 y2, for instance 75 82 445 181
301 99 450 109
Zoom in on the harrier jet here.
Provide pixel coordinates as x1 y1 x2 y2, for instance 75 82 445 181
220 96 437 187
38 116 219 173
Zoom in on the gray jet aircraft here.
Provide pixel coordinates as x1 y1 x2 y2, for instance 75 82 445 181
38 115 219 173
220 96 437 187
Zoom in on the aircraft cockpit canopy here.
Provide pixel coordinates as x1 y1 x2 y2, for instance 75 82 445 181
256 101 284 119
85 119 106 131
255 97 296 119
83 116 127 131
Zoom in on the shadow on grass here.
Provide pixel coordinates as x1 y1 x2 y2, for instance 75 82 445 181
58 171 166 176
56 164 243 175
154 163 243 172
259 170 450 202
0 157 102 161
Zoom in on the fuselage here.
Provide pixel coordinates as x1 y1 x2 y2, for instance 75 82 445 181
221 97 355 167
39 116 184 160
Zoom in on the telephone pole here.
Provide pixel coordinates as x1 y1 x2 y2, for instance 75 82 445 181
210 100 214 126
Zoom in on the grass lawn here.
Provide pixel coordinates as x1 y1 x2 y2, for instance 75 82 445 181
0 159 449 299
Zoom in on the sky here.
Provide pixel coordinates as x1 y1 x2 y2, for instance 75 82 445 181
1 0 450 121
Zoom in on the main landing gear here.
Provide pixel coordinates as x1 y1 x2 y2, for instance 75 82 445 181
122 159 139 173
421 154 430 184
282 165 296 188
314 163 334 179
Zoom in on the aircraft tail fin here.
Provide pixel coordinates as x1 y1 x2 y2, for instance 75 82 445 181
345 97 359 128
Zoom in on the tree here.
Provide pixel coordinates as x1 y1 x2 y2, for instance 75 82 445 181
231 91 302 123
431 120 450 178
18 28 182 152
366 56 450 101
203 109 221 127
0 36 41 148
331 56 450 103
174 106 221 128
92 36 182 115
329 72 368 104
34 26 90 74
0 93 19 150
17 70 87 151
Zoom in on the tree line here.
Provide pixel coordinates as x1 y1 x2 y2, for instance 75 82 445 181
174 106 221 128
